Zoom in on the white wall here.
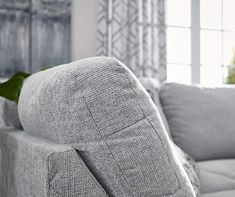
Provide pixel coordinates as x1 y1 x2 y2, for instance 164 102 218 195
71 0 98 61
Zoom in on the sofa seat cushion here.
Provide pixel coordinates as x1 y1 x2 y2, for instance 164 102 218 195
18 57 195 196
159 82 235 161
201 190 235 197
198 159 235 195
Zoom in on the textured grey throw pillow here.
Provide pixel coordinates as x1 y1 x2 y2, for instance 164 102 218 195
18 57 195 196
173 144 200 197
159 82 235 161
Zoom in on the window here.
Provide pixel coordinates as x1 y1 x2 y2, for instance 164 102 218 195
166 0 235 85
167 0 191 84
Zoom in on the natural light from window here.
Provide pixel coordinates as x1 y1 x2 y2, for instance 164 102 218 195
166 0 235 85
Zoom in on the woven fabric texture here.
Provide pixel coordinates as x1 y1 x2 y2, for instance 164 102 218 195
18 57 195 196
139 77 200 197
159 82 235 161
0 128 107 197
198 159 235 195
0 97 22 129
173 144 200 197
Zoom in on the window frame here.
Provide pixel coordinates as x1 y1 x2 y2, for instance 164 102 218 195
191 0 200 83
167 0 235 84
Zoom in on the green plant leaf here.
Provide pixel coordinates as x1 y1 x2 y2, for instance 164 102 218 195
225 66 235 84
0 68 50 102
9 71 31 79
0 71 31 102
40 66 51 71
0 76 25 102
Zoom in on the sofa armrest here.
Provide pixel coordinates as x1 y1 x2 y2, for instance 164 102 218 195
0 127 108 197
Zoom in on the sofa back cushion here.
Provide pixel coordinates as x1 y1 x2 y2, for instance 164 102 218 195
159 82 235 161
138 77 171 135
139 78 200 196
18 57 195 196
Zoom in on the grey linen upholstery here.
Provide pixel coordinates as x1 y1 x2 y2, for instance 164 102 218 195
173 144 200 197
0 97 21 129
18 57 195 196
0 127 107 197
201 190 235 197
198 159 235 195
139 77 200 196
159 82 235 161
138 77 170 134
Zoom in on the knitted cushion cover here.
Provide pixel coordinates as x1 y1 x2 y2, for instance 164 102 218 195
18 57 195 196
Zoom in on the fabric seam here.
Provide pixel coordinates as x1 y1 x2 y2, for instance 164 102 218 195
123 69 182 196
200 168 235 181
81 89 135 197
47 149 109 196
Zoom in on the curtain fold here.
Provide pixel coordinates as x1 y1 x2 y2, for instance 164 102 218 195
96 0 166 83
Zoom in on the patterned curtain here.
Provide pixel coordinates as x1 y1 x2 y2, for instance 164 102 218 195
96 0 166 83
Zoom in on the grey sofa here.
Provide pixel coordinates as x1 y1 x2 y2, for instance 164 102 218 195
0 57 234 196
158 83 235 197
141 80 235 197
